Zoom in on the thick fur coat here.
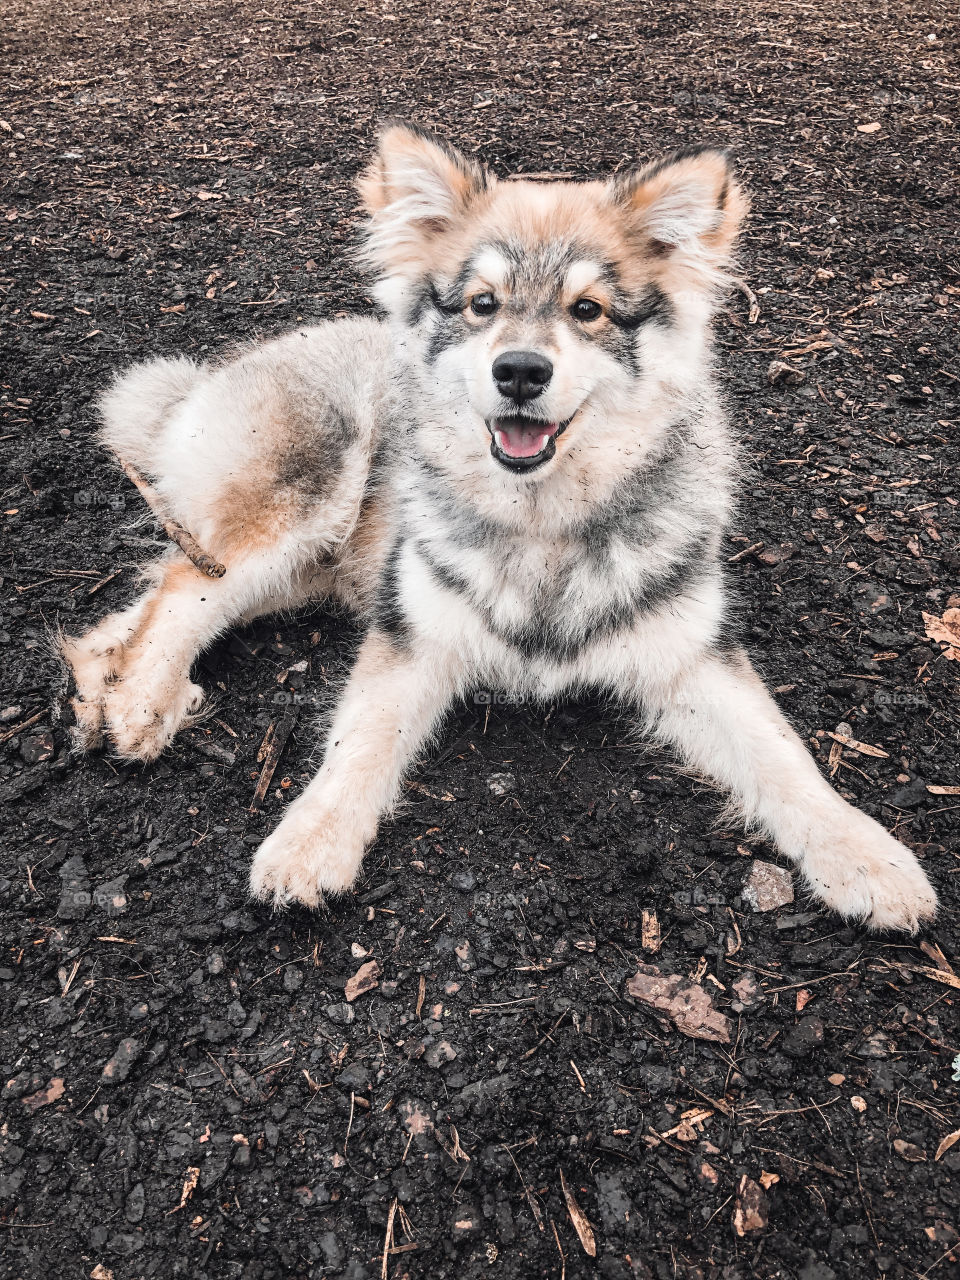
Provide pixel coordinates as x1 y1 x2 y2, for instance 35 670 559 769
61 125 937 930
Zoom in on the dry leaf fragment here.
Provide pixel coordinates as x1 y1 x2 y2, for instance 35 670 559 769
626 965 732 1043
893 1139 926 1163
90 1267 115 1280
560 1168 597 1257
857 122 882 133
927 784 960 796
935 1129 960 1161
345 958 381 1002
919 941 955 973
923 609 960 660
177 1166 200 1210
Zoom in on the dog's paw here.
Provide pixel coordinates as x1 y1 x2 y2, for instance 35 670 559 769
102 669 205 761
249 806 365 909
60 631 124 751
802 815 937 932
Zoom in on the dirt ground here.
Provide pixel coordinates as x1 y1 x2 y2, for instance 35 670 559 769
1 0 959 1277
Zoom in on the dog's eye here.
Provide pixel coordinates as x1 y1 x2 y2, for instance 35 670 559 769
571 298 603 323
470 292 499 317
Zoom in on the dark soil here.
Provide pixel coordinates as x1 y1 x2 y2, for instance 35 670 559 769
1 1 958 1277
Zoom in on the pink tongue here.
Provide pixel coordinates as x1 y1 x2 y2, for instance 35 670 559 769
498 423 554 458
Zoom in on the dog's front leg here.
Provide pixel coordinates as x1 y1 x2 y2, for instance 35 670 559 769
635 646 937 931
249 630 463 908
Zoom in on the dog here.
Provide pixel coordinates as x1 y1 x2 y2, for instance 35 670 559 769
61 124 937 931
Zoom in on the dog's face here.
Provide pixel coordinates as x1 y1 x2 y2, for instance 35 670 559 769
359 126 747 476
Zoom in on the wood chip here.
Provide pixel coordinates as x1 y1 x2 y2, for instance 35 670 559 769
922 608 960 660
177 1166 200 1211
824 731 889 758
641 908 661 953
345 958 381 1002
560 1168 597 1257
250 706 297 810
22 1077 65 1112
626 966 732 1043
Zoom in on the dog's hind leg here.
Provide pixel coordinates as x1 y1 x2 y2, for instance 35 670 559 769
92 535 328 761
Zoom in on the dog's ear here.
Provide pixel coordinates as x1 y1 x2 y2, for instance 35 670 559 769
610 147 748 267
358 124 490 276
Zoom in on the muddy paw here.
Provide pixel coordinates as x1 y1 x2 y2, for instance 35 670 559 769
803 815 937 932
59 631 127 752
249 806 365 908
102 670 205 761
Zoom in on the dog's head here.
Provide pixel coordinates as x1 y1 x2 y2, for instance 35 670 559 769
359 124 748 476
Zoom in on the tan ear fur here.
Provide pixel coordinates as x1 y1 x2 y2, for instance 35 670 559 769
358 123 491 276
611 146 748 266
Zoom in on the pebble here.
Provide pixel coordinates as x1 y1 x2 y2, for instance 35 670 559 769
742 860 795 912
784 1017 825 1058
100 1038 142 1085
486 772 515 796
93 875 129 917
124 1183 145 1223
57 855 91 921
424 1039 457 1069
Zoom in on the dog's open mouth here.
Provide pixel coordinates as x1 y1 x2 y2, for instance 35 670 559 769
487 414 573 472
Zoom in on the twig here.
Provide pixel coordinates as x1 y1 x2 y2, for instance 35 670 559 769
728 540 764 564
381 1198 397 1280
732 277 760 324
250 707 298 810
116 455 225 579
0 708 47 745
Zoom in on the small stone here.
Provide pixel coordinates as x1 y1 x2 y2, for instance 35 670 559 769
828 1072 845 1086
325 1002 355 1025
57 855 91 921
124 1183 145 1224
487 772 515 796
100 1038 142 1085
742 860 794 913
93 875 129 917
767 359 805 386
455 940 475 972
283 966 303 992
783 1017 825 1058
450 870 477 892
424 1040 458 1069
731 974 760 1009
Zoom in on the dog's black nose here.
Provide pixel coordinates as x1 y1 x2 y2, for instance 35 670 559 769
492 350 553 402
